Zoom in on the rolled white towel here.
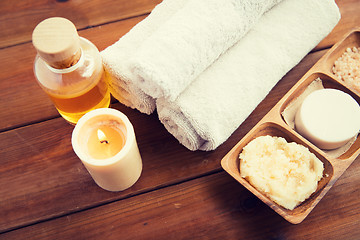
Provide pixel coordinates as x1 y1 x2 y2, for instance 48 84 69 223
107 78 154 114
130 0 283 101
157 0 341 151
101 0 189 114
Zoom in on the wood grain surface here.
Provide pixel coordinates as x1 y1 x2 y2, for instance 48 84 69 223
0 0 161 48
1 0 360 239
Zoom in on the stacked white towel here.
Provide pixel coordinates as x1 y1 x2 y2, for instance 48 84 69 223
101 0 283 112
157 0 340 151
130 0 283 101
101 0 188 114
102 0 340 151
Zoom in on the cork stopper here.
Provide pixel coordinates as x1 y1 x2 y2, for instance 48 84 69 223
32 17 81 69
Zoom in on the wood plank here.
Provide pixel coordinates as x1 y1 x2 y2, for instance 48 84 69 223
0 0 161 48
0 49 326 233
0 103 220 233
2 160 359 239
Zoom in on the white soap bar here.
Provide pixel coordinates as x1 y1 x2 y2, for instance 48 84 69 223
295 88 360 149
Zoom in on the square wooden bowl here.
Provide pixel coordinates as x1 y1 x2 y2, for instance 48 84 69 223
221 29 360 224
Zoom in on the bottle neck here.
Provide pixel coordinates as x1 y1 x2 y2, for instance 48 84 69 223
43 47 85 74
47 48 82 69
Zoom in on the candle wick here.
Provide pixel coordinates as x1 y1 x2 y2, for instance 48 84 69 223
100 140 109 144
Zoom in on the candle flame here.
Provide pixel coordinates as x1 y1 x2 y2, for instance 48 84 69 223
97 129 109 144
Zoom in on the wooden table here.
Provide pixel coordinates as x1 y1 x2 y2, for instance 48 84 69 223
1 0 359 239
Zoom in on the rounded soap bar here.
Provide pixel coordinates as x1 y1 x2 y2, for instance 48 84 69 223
295 88 360 150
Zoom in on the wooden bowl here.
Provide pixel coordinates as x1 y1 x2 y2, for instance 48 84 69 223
221 28 360 224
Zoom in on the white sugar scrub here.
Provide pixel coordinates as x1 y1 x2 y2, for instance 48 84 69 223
239 135 324 210
295 88 360 150
332 47 360 93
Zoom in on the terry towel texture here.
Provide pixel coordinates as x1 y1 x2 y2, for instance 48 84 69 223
102 0 283 112
101 0 187 114
157 0 340 151
130 0 283 101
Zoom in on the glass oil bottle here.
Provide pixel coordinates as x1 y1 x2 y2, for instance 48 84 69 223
32 17 110 124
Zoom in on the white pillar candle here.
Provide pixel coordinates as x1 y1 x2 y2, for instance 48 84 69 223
71 108 143 191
